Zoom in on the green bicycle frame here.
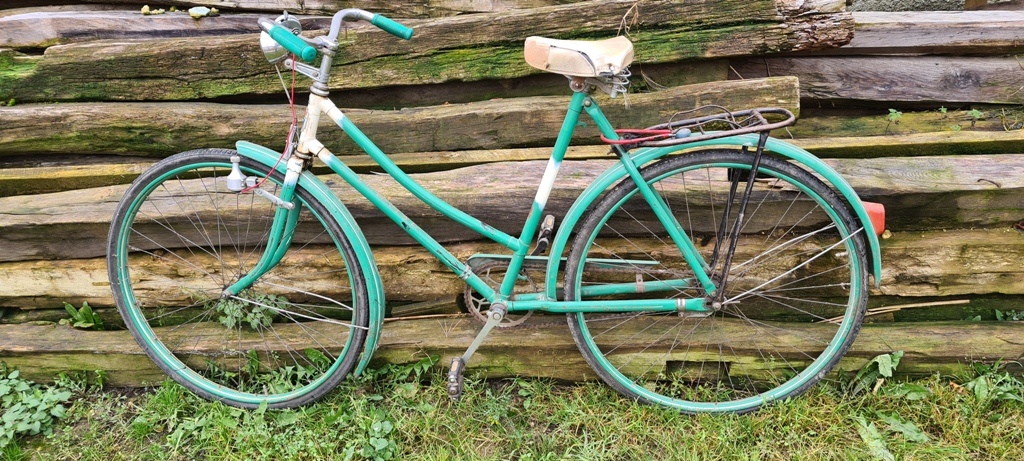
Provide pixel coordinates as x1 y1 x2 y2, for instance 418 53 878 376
232 89 883 373
313 92 717 312
235 91 718 312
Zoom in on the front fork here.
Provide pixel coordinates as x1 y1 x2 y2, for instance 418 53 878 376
222 155 306 297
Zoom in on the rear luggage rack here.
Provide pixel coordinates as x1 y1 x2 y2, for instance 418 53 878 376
601 105 796 149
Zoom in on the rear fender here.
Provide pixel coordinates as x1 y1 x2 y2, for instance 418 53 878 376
544 135 883 297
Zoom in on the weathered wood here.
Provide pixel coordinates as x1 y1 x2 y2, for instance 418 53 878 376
9 294 1017 325
795 129 1024 159
788 108 1013 139
6 0 845 17
0 11 330 49
0 319 1019 386
0 76 799 157
1 55 728 110
0 148 613 197
0 297 460 327
2 154 1023 262
0 5 122 18
0 156 154 197
0 0 852 103
7 121 1024 197
866 295 1024 322
730 56 1024 105
827 155 1024 230
5 1 588 17
1 228 1023 309
835 11 1024 55
3 153 1024 262
877 229 1024 298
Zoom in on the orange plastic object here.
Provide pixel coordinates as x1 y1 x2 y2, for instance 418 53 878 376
862 201 885 235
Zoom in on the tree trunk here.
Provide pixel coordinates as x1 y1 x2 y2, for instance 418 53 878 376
2 228 1023 309
3 154 1024 261
731 56 1024 105
3 0 590 17
0 77 799 157
838 11 1024 56
3 153 1023 262
0 0 852 103
0 319 1018 386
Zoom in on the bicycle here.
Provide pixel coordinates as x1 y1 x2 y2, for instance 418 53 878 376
106 9 885 413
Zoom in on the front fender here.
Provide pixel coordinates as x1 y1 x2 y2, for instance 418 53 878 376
236 141 385 376
544 136 883 297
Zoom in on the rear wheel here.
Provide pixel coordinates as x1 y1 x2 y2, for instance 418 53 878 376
107 148 369 408
564 149 869 413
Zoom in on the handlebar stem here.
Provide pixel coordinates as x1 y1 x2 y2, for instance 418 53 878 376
326 9 374 42
265 8 397 96
308 9 373 95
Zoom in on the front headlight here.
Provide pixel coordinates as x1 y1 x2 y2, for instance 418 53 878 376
259 31 288 64
259 13 302 64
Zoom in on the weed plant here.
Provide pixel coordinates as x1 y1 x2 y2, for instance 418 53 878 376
8 357 1024 461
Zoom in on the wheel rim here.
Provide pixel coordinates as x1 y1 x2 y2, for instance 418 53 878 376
112 157 364 406
567 154 867 413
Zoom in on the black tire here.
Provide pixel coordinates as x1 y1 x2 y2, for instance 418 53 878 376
107 149 368 408
564 149 869 413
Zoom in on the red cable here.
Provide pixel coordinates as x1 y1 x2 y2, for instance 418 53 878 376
241 56 299 194
600 129 674 145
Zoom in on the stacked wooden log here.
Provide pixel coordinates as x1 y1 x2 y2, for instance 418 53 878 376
1 0 1022 385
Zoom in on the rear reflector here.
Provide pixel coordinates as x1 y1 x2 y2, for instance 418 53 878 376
862 201 885 236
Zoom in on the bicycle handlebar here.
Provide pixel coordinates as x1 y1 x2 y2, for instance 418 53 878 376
267 24 318 63
263 10 413 64
370 14 414 40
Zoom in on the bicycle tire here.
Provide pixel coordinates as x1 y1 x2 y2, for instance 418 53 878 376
107 148 369 408
564 149 869 413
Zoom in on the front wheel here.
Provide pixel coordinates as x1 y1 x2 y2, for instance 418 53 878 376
564 149 869 413
107 148 369 408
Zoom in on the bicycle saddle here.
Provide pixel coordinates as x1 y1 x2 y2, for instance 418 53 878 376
524 36 633 77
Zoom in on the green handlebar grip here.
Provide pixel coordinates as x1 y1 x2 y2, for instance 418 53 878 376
371 14 414 40
268 24 317 63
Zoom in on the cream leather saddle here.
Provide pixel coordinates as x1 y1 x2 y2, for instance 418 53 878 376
524 36 634 77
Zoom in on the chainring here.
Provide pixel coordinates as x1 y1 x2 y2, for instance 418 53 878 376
462 261 539 328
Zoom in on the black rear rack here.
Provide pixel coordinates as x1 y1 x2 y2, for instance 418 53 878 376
601 105 796 149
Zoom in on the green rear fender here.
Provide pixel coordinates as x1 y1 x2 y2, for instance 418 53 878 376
544 136 883 296
236 141 385 375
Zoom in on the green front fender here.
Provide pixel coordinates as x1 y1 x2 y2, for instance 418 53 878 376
236 141 385 376
544 136 883 297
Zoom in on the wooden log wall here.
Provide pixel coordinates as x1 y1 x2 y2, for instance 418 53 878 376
731 10 1024 106
1 0 1022 385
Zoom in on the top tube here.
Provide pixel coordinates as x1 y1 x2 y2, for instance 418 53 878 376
303 91 597 303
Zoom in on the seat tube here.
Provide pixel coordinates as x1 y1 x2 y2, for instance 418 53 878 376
581 97 718 295
498 91 588 298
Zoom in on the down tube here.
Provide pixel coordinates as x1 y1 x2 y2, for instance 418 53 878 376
320 115 510 301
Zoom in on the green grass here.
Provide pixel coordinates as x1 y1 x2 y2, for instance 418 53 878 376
7 363 1024 461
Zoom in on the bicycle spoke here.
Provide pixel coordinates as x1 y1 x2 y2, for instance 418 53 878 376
566 150 868 413
110 150 369 408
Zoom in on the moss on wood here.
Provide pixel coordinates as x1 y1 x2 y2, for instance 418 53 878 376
0 319 1018 386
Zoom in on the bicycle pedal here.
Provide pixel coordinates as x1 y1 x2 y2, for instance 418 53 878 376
529 214 556 256
446 357 466 402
